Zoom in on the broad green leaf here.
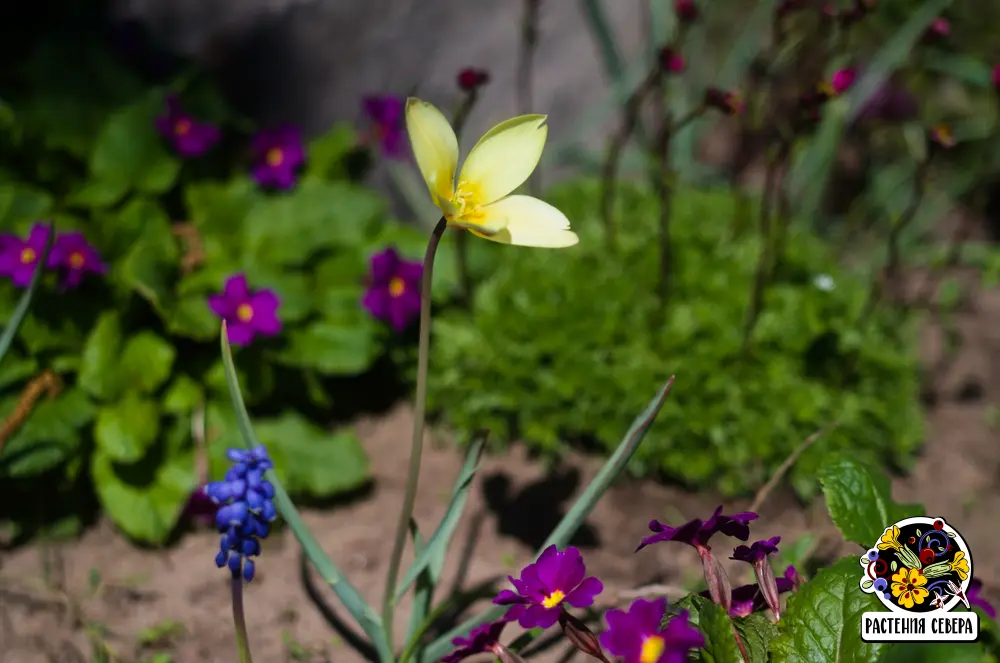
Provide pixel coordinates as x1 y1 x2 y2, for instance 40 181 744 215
91 446 194 544
218 325 391 661
0 221 53 364
121 331 176 394
162 375 205 414
240 268 312 323
65 178 129 209
186 177 262 241
253 412 370 497
395 433 488 602
819 455 923 547
0 388 96 478
272 319 379 376
77 311 124 401
306 123 358 180
769 557 887 663
90 96 180 195
879 642 990 663
94 394 161 463
734 613 780 663
421 377 676 663
116 205 179 314
698 600 743 663
167 295 219 341
0 185 54 228
0 352 38 390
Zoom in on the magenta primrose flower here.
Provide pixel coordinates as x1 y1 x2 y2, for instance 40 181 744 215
731 536 782 618
251 126 305 190
0 223 51 287
442 620 508 663
968 579 997 619
362 248 422 333
600 597 704 663
494 545 604 629
49 231 107 289
706 572 796 618
209 274 282 346
362 96 407 159
636 506 758 552
155 94 220 157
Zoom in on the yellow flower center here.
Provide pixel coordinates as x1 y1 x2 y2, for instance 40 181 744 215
541 590 565 609
388 277 406 298
236 303 254 323
174 119 191 136
640 636 666 663
443 181 487 226
19 247 36 265
266 147 284 167
68 251 85 269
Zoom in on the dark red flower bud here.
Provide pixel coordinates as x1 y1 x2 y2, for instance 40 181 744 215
674 0 698 23
924 17 950 40
457 68 490 92
658 47 686 74
559 611 610 663
704 88 743 116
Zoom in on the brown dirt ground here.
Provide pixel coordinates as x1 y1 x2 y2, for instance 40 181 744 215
2 214 1000 663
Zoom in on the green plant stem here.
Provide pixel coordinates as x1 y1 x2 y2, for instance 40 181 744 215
382 216 449 646
231 574 255 663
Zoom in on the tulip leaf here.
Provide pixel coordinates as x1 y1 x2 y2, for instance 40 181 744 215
394 431 488 602
0 221 53 364
420 377 675 663
769 557 886 663
219 324 392 663
404 523 433 646
697 600 744 663
819 455 923 547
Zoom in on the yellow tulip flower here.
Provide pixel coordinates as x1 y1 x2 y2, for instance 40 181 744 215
404 98 579 248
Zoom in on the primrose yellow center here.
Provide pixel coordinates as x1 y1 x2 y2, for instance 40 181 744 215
68 251 85 269
19 248 36 265
174 119 191 135
541 590 565 609
639 636 666 663
236 303 254 323
388 277 406 298
266 147 284 167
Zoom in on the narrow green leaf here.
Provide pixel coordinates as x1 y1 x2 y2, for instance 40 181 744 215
697 600 743 663
219 324 392 663
713 0 779 89
819 455 924 547
395 432 488 602
0 221 53 363
405 522 433 645
420 377 676 663
924 51 994 88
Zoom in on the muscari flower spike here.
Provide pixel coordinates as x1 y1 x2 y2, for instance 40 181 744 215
155 94 220 157
251 126 306 190
600 597 705 663
49 231 107 289
363 95 408 159
209 274 282 347
206 446 279 582
731 536 782 619
442 620 508 663
405 97 579 248
361 247 422 333
494 545 603 629
0 223 51 288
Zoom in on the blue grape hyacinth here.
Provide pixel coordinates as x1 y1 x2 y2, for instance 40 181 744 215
206 446 279 582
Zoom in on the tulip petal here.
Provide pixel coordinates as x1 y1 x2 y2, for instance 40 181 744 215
472 195 579 248
459 115 547 205
405 98 459 204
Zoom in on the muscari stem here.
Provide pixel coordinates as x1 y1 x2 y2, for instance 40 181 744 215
231 573 255 663
382 216 449 646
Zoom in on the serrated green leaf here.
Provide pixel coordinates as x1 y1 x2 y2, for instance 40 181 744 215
879 642 990 663
94 394 161 463
77 311 124 401
698 600 743 663
734 613 780 663
120 331 176 394
819 455 923 546
769 557 887 663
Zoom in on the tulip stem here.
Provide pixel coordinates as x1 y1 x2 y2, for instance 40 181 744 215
382 216 449 646
231 573 255 663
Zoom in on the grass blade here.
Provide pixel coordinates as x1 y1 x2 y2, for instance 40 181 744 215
0 221 53 363
419 377 676 663
219 325 393 663
405 522 432 644
394 432 488 603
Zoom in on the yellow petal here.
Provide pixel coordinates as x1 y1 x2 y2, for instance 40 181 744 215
405 98 459 204
472 195 579 248
459 115 547 205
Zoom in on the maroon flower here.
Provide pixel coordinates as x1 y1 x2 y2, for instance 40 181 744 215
362 96 407 159
0 223 51 287
442 620 508 663
457 68 490 92
658 48 685 75
49 231 107 289
155 95 220 157
674 0 698 24
361 248 423 333
251 126 306 190
600 598 704 663
923 17 950 41
209 274 282 346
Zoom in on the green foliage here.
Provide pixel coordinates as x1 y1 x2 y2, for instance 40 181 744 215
428 180 924 498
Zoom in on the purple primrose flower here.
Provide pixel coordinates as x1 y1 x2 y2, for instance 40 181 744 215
493 545 604 629
968 579 997 619
362 248 422 333
0 223 52 287
636 506 758 553
703 574 796 618
731 536 782 618
600 597 705 663
362 96 407 159
251 126 305 190
155 95 220 157
49 232 107 289
731 536 781 564
209 274 282 346
442 620 508 663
